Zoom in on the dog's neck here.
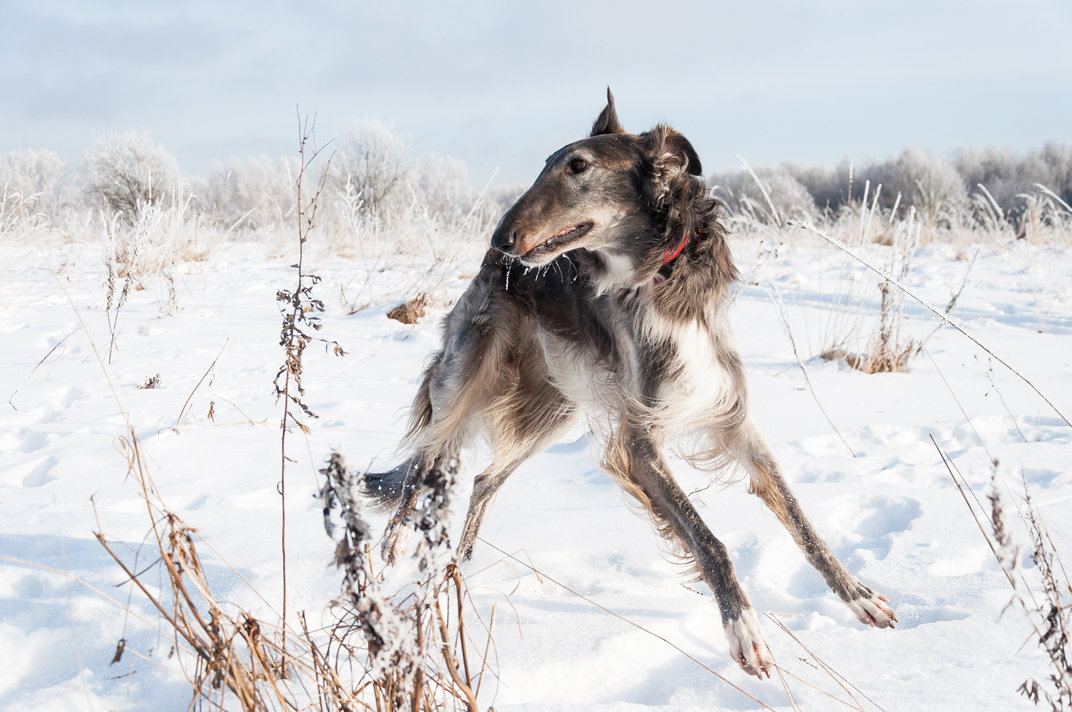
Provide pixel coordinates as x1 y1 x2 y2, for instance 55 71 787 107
587 249 637 295
576 224 709 295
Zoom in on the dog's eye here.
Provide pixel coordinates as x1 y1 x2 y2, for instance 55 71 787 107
568 158 589 174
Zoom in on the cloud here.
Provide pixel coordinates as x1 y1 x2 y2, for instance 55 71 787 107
2 0 1070 183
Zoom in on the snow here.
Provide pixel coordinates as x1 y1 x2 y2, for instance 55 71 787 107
2 233 1070 710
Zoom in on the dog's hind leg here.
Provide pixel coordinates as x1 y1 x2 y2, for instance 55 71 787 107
456 433 571 562
605 427 773 678
363 263 521 564
732 420 898 629
457 375 576 561
369 452 442 565
456 465 516 562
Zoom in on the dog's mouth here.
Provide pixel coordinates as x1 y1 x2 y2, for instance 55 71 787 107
522 222 593 262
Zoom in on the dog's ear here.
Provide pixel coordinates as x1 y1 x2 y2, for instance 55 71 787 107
644 124 703 179
642 125 704 206
591 87 625 136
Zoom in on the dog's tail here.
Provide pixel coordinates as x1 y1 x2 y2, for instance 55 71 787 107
361 455 420 510
362 354 438 509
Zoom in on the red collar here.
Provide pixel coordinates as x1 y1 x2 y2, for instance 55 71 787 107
654 228 701 286
660 227 701 266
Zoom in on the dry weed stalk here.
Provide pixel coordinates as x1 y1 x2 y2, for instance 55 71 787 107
94 430 491 711
807 209 923 374
1016 185 1072 244
935 442 1072 710
319 452 489 711
480 538 891 711
997 482 1072 710
770 286 856 457
764 613 887 712
89 160 487 711
275 113 343 429
275 112 344 649
102 208 146 363
794 220 1071 429
0 183 49 237
730 169 930 375
97 431 296 710
101 190 193 360
857 209 922 373
272 114 487 711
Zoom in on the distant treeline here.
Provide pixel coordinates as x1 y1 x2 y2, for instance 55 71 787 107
709 144 1072 226
2 126 1069 236
0 123 502 236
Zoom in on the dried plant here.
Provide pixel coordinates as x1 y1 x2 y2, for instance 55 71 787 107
794 220 1072 429
138 373 161 389
855 209 922 373
274 112 344 650
87 119 491 706
100 186 195 359
319 452 489 711
87 108 492 704
387 293 428 324
0 148 66 227
97 431 297 710
937 444 1072 711
1 183 50 239
94 430 492 711
999 482 1072 710
806 211 923 374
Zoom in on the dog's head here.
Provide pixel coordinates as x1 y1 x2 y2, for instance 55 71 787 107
490 89 704 269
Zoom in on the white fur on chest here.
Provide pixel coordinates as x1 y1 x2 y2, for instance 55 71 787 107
651 316 735 431
536 303 735 434
537 328 629 413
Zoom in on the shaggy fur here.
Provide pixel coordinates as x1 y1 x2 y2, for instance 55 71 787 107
363 90 896 678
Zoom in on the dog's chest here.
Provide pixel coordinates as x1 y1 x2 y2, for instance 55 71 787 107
537 328 621 412
650 316 735 422
537 305 733 423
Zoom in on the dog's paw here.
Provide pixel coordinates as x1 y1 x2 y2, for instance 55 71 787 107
848 589 898 629
724 608 773 678
380 523 411 565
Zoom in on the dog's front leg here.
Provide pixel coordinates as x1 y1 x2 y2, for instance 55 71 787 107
736 424 898 629
606 429 774 678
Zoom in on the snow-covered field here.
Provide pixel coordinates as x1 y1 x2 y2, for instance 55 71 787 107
2 232 1071 711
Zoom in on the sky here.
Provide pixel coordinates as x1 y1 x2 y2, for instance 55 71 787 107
2 0 1070 187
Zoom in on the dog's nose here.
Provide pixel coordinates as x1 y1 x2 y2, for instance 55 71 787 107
490 226 518 255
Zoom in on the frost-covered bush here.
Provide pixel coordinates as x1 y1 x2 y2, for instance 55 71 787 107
897 149 967 223
412 153 477 224
82 131 180 221
1038 142 1072 205
329 119 413 220
203 155 298 232
955 143 1072 222
0 148 67 228
711 167 818 225
955 146 1025 217
859 149 968 226
784 160 854 215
